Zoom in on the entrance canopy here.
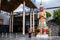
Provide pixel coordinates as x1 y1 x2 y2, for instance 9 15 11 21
0 0 37 12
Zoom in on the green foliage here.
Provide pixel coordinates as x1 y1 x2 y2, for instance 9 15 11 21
46 11 51 18
54 8 60 24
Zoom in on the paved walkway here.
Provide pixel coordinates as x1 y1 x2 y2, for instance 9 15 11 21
47 21 60 36
0 33 60 40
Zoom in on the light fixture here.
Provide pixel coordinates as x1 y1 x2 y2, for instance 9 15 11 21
7 0 11 2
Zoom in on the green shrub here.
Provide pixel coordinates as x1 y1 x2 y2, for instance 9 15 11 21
46 11 51 18
54 9 60 24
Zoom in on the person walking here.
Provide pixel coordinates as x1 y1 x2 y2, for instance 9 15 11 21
28 27 32 38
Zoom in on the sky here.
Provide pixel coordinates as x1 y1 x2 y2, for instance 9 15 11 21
14 0 60 12
34 0 60 8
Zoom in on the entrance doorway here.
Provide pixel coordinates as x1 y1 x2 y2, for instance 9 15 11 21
13 16 29 33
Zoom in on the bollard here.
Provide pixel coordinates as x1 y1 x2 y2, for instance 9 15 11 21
9 33 12 38
16 33 17 38
6 32 7 38
2 32 4 38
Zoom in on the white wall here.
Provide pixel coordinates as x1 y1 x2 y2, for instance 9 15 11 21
3 14 9 25
0 11 9 25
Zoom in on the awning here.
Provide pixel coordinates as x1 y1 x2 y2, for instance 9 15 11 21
0 0 37 12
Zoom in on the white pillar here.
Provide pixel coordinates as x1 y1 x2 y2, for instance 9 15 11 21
32 10 35 32
11 12 13 32
9 12 13 33
9 12 11 32
30 9 32 29
23 1 25 35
